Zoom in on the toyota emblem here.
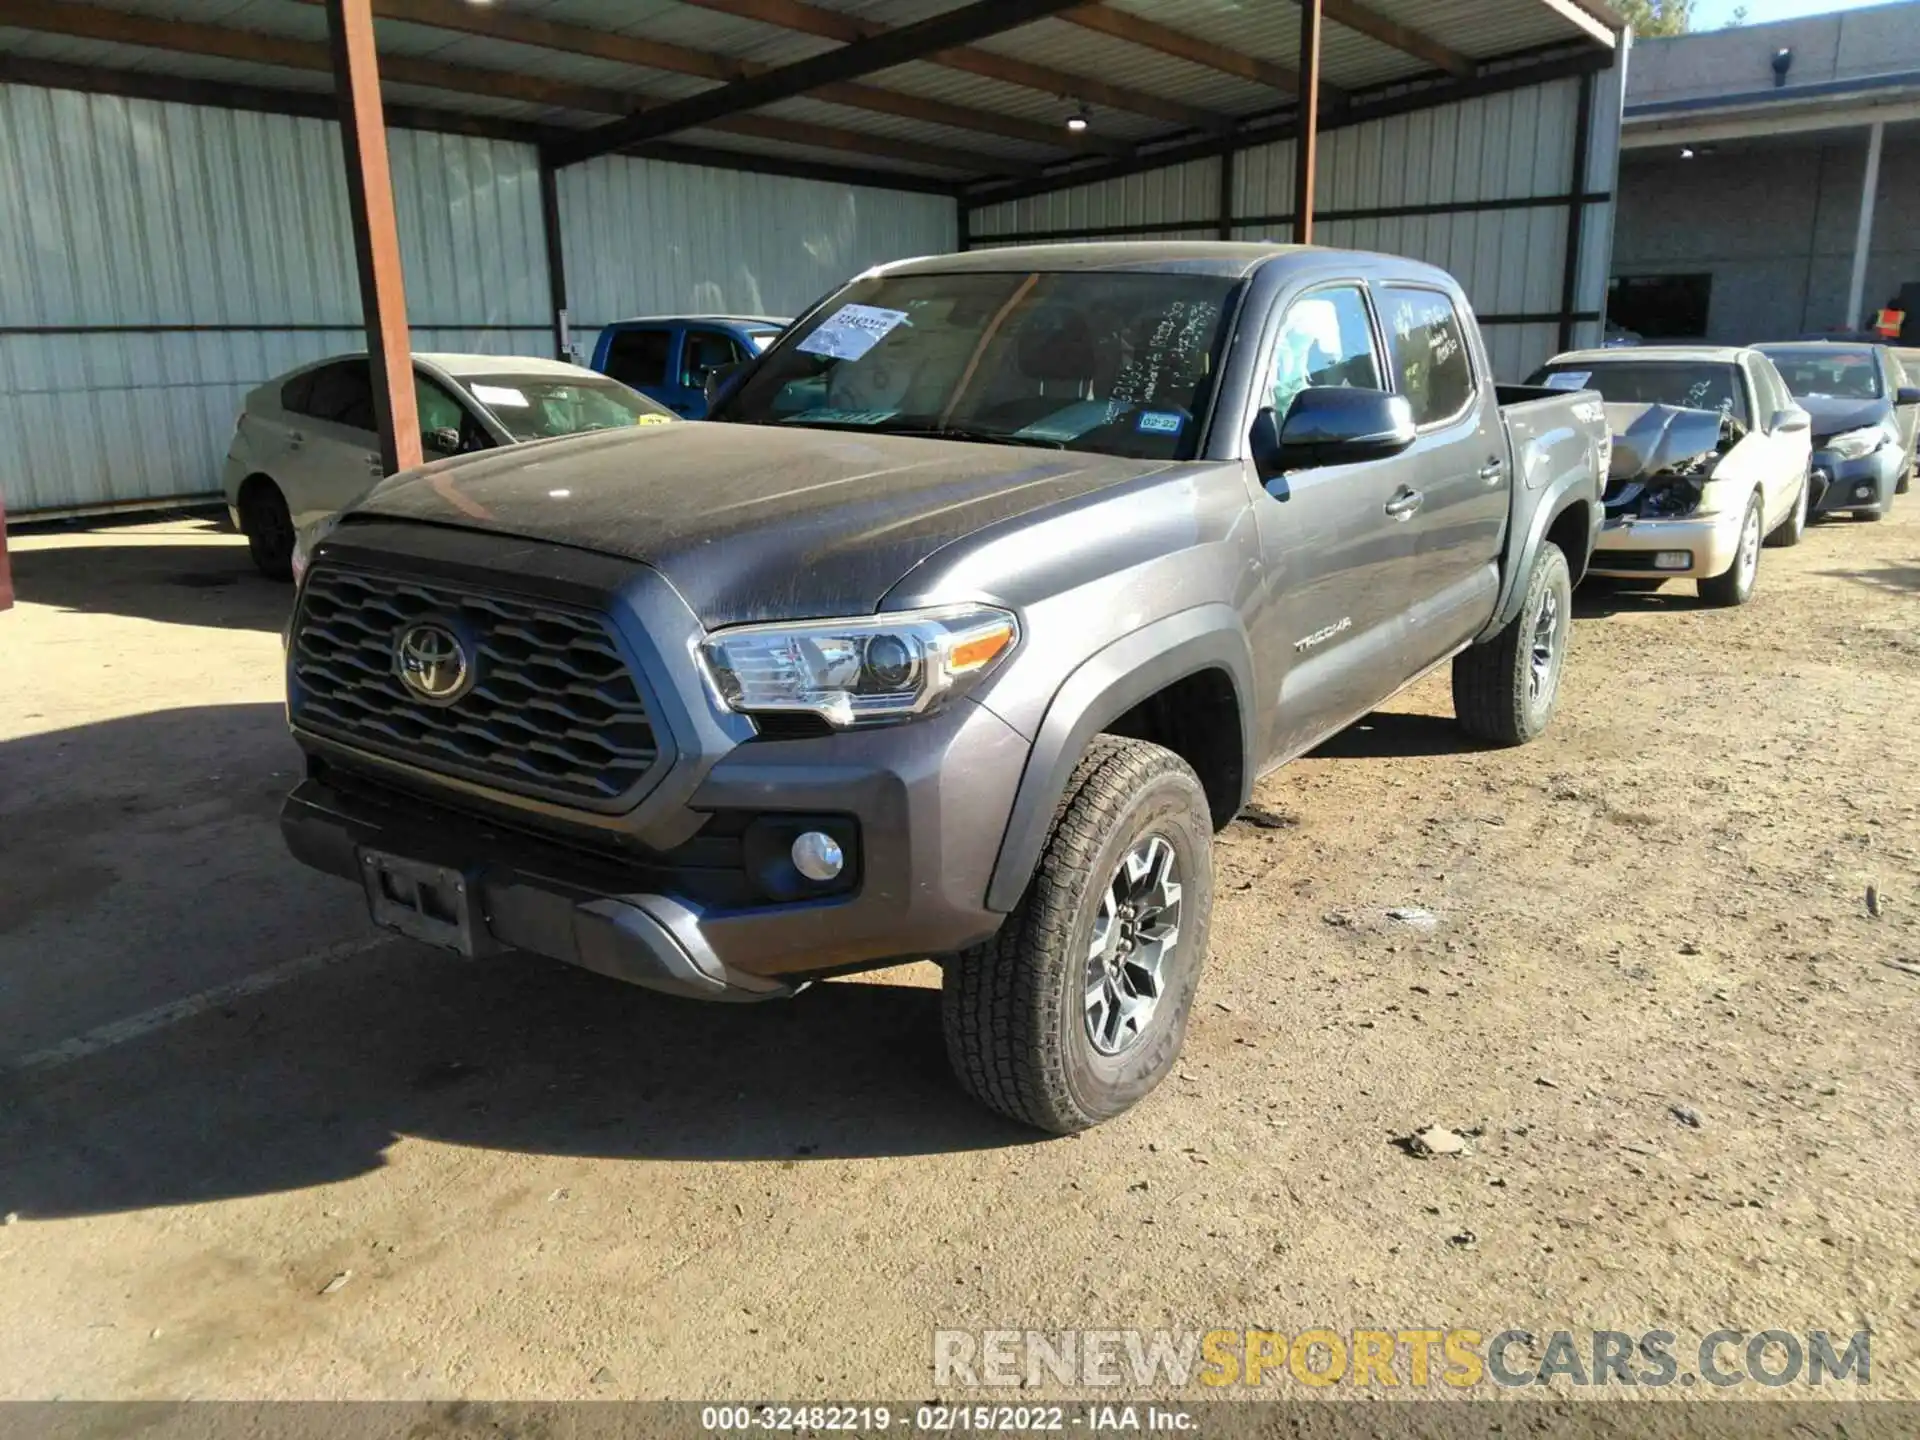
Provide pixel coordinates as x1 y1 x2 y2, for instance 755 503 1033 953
394 622 472 703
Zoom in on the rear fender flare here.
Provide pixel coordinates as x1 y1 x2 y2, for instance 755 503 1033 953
984 604 1255 914
1479 473 1597 643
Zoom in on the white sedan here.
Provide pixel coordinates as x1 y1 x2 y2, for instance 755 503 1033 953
1527 346 1812 606
222 352 674 578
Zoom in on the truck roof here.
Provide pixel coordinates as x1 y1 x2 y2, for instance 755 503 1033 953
877 241 1455 286
601 314 787 327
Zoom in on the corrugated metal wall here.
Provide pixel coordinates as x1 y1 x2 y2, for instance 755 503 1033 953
968 73 1625 381
557 154 956 367
0 83 553 515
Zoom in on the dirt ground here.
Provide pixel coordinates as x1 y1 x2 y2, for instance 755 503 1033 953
0 509 1915 1403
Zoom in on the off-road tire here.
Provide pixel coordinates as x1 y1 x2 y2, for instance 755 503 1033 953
1698 494 1763 607
941 735 1214 1135
240 479 295 581
1452 541 1571 747
1765 471 1808 548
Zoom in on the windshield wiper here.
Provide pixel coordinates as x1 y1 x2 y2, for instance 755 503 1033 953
769 416 1068 447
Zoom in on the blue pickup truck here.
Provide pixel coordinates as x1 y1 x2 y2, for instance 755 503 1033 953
590 314 786 418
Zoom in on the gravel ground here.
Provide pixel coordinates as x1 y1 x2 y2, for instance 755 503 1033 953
0 509 1915 1402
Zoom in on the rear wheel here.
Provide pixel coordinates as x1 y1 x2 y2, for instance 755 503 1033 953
1698 494 1762 607
1452 541 1572 747
239 478 295 581
941 735 1214 1134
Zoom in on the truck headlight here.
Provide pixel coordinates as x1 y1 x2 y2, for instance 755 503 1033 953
698 605 1019 728
1825 424 1891 461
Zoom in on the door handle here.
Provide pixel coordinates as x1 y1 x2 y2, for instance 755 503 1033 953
286 430 304 449
1384 487 1424 519
1478 459 1504 483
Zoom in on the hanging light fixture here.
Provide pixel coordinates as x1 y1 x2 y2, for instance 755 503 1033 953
1066 103 1092 133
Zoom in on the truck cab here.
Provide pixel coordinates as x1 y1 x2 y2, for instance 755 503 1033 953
590 315 787 417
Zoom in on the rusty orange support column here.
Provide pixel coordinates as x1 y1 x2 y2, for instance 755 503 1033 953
326 0 420 475
1292 0 1322 246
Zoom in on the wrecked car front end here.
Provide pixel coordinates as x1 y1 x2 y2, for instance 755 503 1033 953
1588 403 1747 579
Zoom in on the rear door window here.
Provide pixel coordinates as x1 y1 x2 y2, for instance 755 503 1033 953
279 368 318 416
1380 287 1476 428
303 360 376 432
604 328 671 388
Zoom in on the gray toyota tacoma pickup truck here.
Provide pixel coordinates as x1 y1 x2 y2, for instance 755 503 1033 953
282 242 1606 1133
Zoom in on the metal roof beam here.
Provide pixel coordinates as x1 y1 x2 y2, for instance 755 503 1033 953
0 55 966 195
1061 5 1347 105
1533 0 1618 49
965 45 1613 208
554 0 1090 166
1320 0 1474 79
0 0 1017 178
672 0 1230 133
291 0 1128 155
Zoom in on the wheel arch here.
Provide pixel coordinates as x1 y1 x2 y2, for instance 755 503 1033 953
985 605 1255 914
1479 476 1598 643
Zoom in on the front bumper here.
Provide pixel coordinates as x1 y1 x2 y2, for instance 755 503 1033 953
1809 447 1900 515
281 524 1031 997
1587 510 1741 580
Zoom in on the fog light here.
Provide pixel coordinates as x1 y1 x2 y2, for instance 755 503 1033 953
1654 551 1692 570
791 831 844 881
1854 483 1874 500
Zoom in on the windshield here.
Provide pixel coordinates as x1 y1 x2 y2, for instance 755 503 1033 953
1757 347 1883 401
717 269 1242 460
1529 360 1748 424
465 376 673 442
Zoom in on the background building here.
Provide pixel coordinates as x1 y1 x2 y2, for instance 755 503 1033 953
1612 0 1920 344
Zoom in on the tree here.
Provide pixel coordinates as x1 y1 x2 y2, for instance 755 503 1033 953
1616 0 1694 36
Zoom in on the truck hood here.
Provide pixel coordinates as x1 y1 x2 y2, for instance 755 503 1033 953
351 422 1175 627
1796 395 1888 444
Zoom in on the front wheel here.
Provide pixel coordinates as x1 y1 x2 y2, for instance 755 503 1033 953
942 736 1214 1134
1452 541 1572 747
1698 494 1763 607
1765 471 1808 548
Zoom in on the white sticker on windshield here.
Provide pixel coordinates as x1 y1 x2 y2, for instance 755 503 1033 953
1542 371 1591 391
795 304 910 362
471 383 530 408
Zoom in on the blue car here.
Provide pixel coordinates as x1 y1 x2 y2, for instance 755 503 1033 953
591 314 787 418
1758 343 1919 521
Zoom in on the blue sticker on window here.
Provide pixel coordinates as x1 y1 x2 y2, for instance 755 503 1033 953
1136 411 1184 435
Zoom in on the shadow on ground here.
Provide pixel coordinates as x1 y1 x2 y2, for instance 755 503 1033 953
0 704 1034 1221
1571 577 1708 618
1309 709 1487 760
8 517 293 632
1816 557 1920 596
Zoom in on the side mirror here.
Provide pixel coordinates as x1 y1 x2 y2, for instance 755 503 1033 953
1251 387 1418 479
425 426 462 455
704 360 747 408
1770 407 1810 435
1896 385 1920 406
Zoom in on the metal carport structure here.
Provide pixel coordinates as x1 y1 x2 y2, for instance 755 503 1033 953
0 0 1628 515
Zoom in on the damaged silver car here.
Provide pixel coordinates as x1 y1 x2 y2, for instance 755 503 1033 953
1526 347 1812 606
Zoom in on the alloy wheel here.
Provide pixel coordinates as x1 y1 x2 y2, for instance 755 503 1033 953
1085 834 1182 1057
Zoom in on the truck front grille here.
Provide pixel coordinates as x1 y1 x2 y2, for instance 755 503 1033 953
291 564 659 808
